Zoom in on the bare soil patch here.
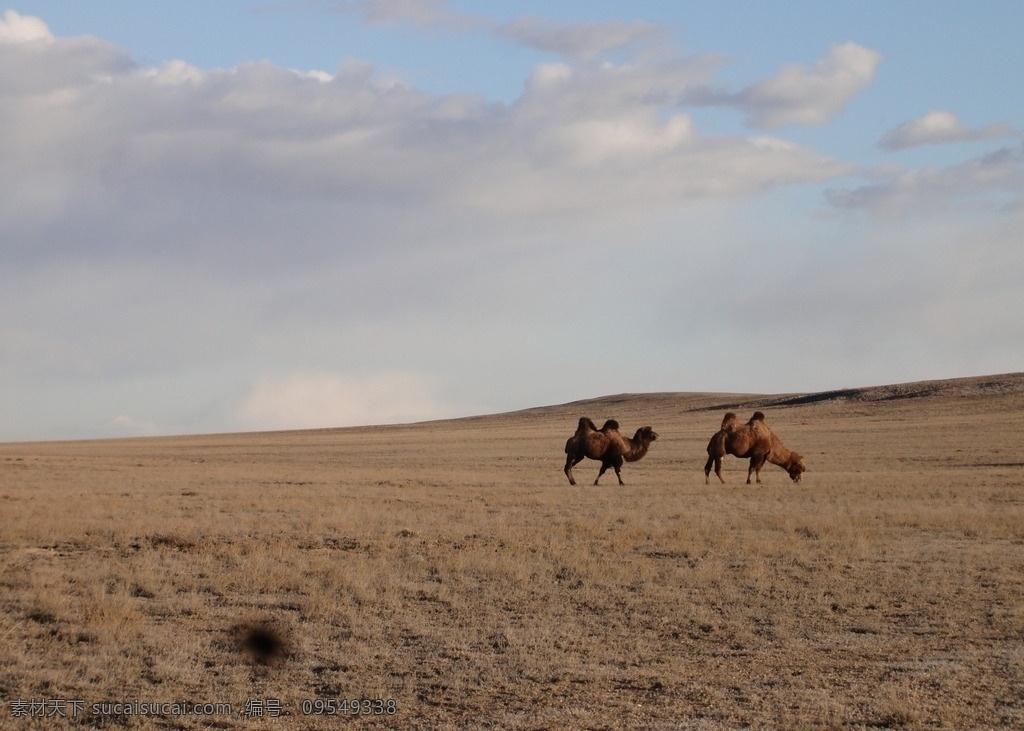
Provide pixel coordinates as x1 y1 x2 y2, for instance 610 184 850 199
2 373 1023 729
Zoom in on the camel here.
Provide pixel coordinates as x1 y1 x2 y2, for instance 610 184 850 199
704 411 805 484
564 417 658 485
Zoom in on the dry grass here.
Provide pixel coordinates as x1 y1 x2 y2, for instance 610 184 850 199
2 373 1023 729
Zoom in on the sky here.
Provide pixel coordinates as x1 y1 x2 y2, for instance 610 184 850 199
2 1 1022 441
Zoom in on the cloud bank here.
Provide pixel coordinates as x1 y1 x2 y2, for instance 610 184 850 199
0 10 855 268
1 8 1022 440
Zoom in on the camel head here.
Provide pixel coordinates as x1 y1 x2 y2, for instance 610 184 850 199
787 454 806 483
635 426 658 444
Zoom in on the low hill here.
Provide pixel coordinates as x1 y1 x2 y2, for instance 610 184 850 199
482 370 1024 433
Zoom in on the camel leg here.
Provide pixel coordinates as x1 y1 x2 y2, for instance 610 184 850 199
706 452 726 484
748 455 767 484
598 454 622 483
756 455 769 483
594 457 621 486
564 455 583 485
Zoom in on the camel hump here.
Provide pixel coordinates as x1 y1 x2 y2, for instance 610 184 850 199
577 417 597 432
748 411 765 423
600 419 620 432
720 412 738 428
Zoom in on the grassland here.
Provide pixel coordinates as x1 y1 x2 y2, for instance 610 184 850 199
1 373 1023 730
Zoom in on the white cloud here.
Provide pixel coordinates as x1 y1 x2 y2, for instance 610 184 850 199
879 110 1020 150
144 58 206 85
735 42 882 128
495 17 666 61
340 2 668 62
0 9 53 43
827 145 1024 213
234 371 457 431
110 414 160 435
0 13 131 103
340 0 487 32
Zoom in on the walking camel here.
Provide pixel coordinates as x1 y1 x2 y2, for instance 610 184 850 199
564 417 658 485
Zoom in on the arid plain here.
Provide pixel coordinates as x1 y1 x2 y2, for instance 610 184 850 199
2 373 1023 730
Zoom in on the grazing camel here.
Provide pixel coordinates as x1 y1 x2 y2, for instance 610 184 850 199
704 411 805 484
564 417 659 485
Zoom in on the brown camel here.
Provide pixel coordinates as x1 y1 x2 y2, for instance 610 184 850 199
704 411 805 484
564 417 658 485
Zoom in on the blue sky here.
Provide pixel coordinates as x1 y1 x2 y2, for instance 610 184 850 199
2 2 1022 440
